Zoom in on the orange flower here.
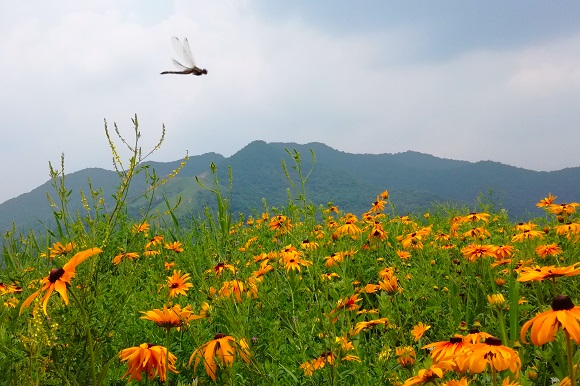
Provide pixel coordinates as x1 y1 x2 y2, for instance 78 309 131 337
20 248 102 315
131 222 150 234
40 241 76 260
189 334 250 381
511 229 544 243
167 270 193 297
422 335 466 364
461 244 496 262
334 294 362 313
520 295 580 345
112 251 139 265
164 241 184 253
140 304 198 329
535 243 562 258
455 336 521 375
352 318 389 335
396 346 416 368
119 343 177 382
403 361 455 386
536 193 556 208
411 322 431 341
462 212 490 223
517 263 580 282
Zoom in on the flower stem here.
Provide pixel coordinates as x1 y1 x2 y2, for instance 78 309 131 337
68 287 96 385
165 327 171 386
565 330 576 386
491 365 497 386
497 309 509 347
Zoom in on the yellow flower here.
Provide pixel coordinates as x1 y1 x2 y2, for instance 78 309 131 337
396 346 416 368
411 322 431 341
488 293 507 309
189 334 250 381
40 241 76 260
140 304 198 330
164 241 184 253
131 222 150 234
20 248 102 315
402 361 455 386
167 270 193 298
119 343 177 382
520 295 580 345
455 336 521 375
112 251 139 265
517 264 580 282
422 335 466 364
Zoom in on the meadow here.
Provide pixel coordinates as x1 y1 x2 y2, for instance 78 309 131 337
1 118 579 386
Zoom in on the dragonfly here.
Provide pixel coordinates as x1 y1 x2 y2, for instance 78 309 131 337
161 36 207 76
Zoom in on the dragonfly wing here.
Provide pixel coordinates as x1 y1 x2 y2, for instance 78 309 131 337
181 37 197 68
171 36 196 68
172 59 190 71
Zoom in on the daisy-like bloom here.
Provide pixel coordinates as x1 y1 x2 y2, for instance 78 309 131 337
131 222 150 234
321 272 340 281
517 263 580 282
268 215 293 234
400 226 432 250
422 335 467 364
0 283 23 296
19 248 102 315
333 214 362 239
370 196 386 213
402 361 456 386
379 276 400 294
455 336 521 376
164 241 184 253
411 322 431 341
536 193 556 208
368 222 388 242
511 229 544 243
520 295 580 345
463 328 493 344
352 318 390 335
119 343 177 382
555 222 580 239
280 250 312 272
164 261 175 270
441 378 470 386
461 244 496 262
140 304 198 330
462 212 491 223
397 250 411 260
40 241 77 260
547 202 580 216
300 238 319 251
324 251 347 268
324 205 340 214
535 243 562 258
167 270 193 297
112 251 139 265
145 235 164 249
462 227 491 239
493 245 514 260
189 333 250 381
205 262 236 277
252 260 273 282
396 346 416 368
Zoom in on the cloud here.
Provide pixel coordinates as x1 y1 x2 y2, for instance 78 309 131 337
1 1 580 204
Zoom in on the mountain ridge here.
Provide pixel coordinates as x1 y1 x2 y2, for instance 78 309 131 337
1 140 578 232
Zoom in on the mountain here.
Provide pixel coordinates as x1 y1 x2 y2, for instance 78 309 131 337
1 140 578 233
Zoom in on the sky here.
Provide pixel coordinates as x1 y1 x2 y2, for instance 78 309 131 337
1 1 580 204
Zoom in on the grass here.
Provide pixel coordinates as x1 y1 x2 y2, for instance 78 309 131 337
0 116 579 386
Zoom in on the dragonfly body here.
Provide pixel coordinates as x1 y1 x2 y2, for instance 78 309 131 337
161 37 207 76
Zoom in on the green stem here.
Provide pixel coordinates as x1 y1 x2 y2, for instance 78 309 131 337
165 327 171 386
68 287 96 385
497 309 509 347
565 330 576 386
491 364 497 386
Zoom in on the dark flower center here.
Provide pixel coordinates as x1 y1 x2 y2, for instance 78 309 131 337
484 336 502 346
552 295 575 311
214 333 226 340
320 350 333 358
170 283 179 288
450 336 463 343
469 328 480 334
49 267 65 283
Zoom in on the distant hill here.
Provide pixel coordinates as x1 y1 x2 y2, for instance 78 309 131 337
1 140 578 233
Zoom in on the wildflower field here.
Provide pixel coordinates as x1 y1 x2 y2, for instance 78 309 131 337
1 119 580 386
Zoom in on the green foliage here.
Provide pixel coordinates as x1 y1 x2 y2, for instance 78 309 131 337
1 118 580 385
